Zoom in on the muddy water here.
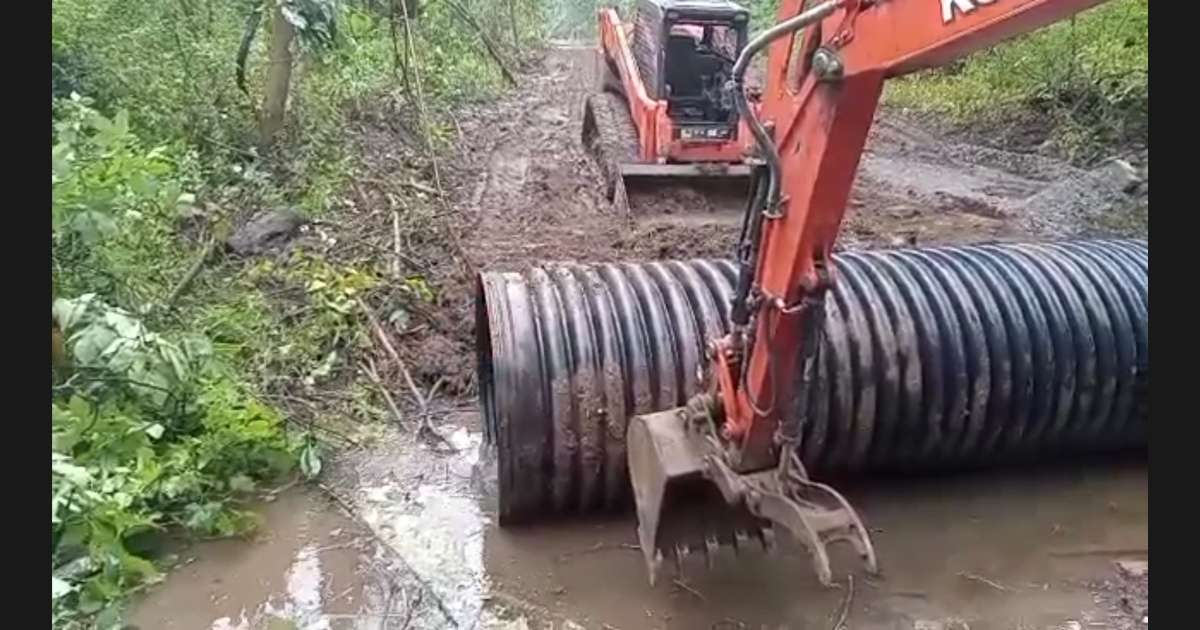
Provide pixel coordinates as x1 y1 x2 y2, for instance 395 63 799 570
131 407 1145 630
486 458 1147 630
128 490 384 630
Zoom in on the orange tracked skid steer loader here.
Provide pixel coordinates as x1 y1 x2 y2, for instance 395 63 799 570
583 0 758 213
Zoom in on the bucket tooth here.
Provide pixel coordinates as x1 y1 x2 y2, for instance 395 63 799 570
704 534 720 569
759 527 777 553
650 548 665 587
733 530 751 555
674 543 691 577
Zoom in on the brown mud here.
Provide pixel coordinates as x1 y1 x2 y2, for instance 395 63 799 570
130 44 1147 630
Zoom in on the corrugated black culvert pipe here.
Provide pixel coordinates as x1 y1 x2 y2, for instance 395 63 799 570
475 240 1148 524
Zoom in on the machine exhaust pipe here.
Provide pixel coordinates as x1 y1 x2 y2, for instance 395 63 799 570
476 239 1148 524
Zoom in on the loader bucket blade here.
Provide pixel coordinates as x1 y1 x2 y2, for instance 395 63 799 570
619 163 753 179
580 92 751 216
621 164 753 215
627 408 770 585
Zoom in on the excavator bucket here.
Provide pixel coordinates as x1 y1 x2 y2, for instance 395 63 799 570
627 403 880 587
581 92 750 216
626 407 771 585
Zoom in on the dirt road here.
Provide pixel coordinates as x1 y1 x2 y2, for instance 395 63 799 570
130 45 1148 630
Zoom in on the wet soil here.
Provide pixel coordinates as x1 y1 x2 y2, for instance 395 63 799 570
130 420 1148 630
130 44 1148 629
485 458 1147 630
446 44 747 272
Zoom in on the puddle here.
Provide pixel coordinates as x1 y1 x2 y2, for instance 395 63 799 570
128 490 380 630
326 413 496 628
129 408 1146 630
357 476 486 625
484 458 1147 630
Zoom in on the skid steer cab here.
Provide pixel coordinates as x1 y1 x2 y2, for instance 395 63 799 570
592 0 755 171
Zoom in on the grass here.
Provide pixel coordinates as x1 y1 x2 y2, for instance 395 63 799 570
740 0 1146 164
885 0 1147 163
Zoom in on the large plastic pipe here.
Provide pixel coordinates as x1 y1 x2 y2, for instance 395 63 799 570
476 240 1148 523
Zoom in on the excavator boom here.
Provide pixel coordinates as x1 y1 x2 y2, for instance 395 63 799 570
720 0 1109 470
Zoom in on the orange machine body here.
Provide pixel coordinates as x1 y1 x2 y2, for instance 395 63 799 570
596 7 756 166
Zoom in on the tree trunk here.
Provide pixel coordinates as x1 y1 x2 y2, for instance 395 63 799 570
507 0 519 48
390 0 412 97
445 0 518 87
259 2 295 150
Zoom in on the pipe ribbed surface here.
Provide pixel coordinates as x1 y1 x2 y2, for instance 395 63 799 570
476 240 1148 523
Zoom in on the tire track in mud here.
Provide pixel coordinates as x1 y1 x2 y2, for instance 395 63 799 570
457 45 622 269
452 44 743 274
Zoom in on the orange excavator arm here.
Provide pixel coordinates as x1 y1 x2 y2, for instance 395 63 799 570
717 0 1108 471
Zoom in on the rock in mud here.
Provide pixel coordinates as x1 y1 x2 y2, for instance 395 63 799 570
227 208 306 255
1094 158 1144 194
1115 559 1148 579
914 619 970 630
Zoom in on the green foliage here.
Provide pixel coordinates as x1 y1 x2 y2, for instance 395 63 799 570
52 296 298 628
52 0 259 167
283 0 341 50
744 0 781 35
250 253 379 388
51 0 554 625
397 0 528 102
52 0 550 207
544 0 608 40
886 0 1147 162
53 97 200 306
49 96 304 630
